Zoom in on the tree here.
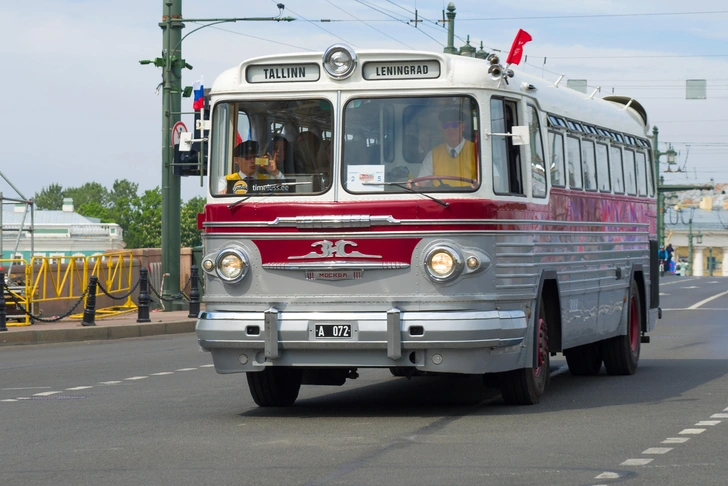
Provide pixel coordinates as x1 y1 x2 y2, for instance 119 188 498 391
64 182 109 209
181 196 205 247
124 187 162 249
34 183 64 210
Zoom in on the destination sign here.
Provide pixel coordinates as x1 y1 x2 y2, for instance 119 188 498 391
246 64 320 83
362 60 440 80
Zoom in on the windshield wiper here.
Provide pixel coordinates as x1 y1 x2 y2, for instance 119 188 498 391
363 181 449 207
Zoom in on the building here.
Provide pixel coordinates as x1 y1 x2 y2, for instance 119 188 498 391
1 198 125 263
663 197 728 276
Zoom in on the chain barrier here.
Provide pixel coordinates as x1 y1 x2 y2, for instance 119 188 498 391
148 274 192 303
2 282 89 323
96 276 141 301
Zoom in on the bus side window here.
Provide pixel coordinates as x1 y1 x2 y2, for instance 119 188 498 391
528 105 547 198
624 149 637 195
610 146 624 193
490 98 523 195
596 142 611 193
566 136 582 189
549 132 566 187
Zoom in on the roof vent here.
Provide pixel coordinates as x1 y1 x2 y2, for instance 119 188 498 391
62 198 74 212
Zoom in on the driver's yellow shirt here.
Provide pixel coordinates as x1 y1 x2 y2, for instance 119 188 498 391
432 141 476 186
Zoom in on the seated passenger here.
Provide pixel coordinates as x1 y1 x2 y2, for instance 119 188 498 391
294 131 322 174
217 140 285 194
267 135 294 176
415 108 476 187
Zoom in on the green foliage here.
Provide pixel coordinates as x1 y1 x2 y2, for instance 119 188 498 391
124 187 163 249
32 179 203 250
181 196 205 248
64 182 109 209
34 183 64 210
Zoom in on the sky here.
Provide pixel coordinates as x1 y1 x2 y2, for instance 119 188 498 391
1 0 727 202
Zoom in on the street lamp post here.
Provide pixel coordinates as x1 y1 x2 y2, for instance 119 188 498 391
140 0 293 310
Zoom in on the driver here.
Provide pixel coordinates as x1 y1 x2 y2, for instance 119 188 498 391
415 107 476 187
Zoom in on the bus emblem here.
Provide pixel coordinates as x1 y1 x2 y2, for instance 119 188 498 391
288 240 382 260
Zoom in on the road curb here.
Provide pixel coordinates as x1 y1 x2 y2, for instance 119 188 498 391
0 321 196 346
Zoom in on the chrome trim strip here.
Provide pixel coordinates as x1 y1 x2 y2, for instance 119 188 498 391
198 337 523 350
271 215 401 228
263 261 409 270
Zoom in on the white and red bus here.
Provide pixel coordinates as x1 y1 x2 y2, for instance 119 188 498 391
195 43 659 406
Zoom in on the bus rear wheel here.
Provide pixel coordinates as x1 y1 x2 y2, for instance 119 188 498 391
246 367 303 407
564 342 603 376
498 305 550 405
602 282 641 375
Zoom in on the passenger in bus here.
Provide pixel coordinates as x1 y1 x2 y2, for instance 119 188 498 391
217 140 285 194
267 135 295 176
414 108 476 187
294 131 322 174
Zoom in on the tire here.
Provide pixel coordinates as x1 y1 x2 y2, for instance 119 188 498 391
564 342 603 376
390 367 408 377
498 303 550 405
246 367 303 407
602 282 641 375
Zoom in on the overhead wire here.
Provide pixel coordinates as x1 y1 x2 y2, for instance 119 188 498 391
323 0 415 49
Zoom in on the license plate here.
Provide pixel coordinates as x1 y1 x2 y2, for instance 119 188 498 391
314 324 352 338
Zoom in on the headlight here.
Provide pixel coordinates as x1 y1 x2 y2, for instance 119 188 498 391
424 245 463 282
322 44 357 79
215 248 249 283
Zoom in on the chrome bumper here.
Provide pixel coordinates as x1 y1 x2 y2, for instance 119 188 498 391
196 308 528 374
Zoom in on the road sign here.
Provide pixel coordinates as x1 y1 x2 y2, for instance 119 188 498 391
172 121 188 146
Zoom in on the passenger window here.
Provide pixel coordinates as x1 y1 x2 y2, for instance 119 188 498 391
624 149 637 195
528 106 546 198
582 139 597 191
596 143 610 192
635 151 648 196
610 146 624 194
548 132 565 187
566 136 582 189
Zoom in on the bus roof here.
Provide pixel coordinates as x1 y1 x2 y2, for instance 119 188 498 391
210 47 649 139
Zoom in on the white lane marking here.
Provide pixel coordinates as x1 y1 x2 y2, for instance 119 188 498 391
1 399 19 402
33 391 63 396
682 286 700 289
708 281 721 284
2 387 51 390
695 420 721 426
124 376 148 381
550 364 569 377
66 386 93 391
659 292 669 296
724 407 728 412
679 428 706 435
643 447 673 454
621 458 653 466
661 308 728 311
659 278 700 287
200 364 214 368
175 368 197 372
688 289 728 309
151 372 174 376
595 472 620 479
99 381 122 385
711 413 728 418
662 437 690 444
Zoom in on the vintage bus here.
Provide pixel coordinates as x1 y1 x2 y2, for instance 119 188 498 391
195 44 659 406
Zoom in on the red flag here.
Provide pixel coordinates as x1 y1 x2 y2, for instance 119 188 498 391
506 29 532 65
236 132 243 145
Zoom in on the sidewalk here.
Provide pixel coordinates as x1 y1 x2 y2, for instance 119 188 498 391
0 309 198 346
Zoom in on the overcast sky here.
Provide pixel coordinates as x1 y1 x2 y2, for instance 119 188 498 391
1 0 726 201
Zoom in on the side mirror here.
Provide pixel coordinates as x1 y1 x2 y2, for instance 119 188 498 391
510 126 530 146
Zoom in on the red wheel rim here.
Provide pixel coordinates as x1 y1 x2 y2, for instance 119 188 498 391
629 295 639 352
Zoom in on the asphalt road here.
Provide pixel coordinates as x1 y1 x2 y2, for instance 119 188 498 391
1 276 727 486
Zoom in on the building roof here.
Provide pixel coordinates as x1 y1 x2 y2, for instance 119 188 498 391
664 207 728 231
1 209 102 226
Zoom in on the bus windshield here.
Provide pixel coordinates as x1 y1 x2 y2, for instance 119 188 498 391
211 98 334 197
343 96 479 193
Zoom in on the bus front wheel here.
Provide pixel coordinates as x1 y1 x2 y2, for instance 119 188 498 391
498 303 550 405
246 367 303 407
602 282 641 375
